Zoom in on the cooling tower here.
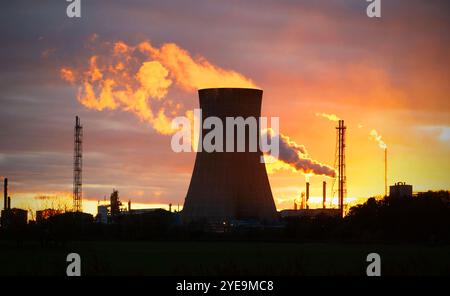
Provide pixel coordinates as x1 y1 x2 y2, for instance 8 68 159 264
182 88 277 223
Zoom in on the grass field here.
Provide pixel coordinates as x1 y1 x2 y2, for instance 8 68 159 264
0 241 449 276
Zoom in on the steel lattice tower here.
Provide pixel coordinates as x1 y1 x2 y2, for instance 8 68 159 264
73 116 83 212
336 120 346 217
331 120 347 215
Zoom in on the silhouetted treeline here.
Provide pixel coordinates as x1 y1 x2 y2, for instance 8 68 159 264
344 190 450 242
285 191 450 243
0 191 449 244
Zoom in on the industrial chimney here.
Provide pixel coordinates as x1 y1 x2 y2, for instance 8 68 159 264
182 88 277 223
3 178 7 210
322 181 326 209
384 148 387 197
306 182 310 209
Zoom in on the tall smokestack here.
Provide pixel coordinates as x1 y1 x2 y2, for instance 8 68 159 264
182 88 277 222
3 178 7 210
322 181 326 209
384 148 387 196
306 182 310 209
7 196 10 210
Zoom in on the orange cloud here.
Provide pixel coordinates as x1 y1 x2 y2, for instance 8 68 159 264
141 42 258 91
60 68 75 84
62 40 257 136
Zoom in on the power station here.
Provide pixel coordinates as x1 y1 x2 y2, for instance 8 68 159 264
182 88 278 223
0 91 416 231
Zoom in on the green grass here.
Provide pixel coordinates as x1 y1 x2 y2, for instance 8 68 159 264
0 241 448 275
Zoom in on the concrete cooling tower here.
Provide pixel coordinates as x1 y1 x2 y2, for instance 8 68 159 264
182 88 277 223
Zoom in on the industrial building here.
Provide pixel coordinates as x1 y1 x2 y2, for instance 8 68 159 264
1 208 28 229
36 208 63 224
1 178 28 228
389 182 413 198
96 189 176 224
96 189 128 223
182 88 278 223
280 180 341 219
280 208 341 218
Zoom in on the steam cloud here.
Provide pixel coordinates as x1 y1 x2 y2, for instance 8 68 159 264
263 129 336 177
369 129 387 149
315 112 340 122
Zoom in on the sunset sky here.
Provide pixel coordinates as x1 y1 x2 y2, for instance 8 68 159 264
1 0 449 216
